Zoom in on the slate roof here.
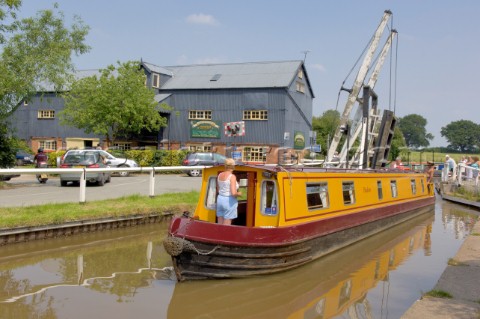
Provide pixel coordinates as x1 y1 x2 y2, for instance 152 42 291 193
160 60 304 90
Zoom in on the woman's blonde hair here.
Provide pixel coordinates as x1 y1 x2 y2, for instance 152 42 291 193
225 158 235 169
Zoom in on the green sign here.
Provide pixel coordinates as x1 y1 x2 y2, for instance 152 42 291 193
190 120 221 138
293 131 305 150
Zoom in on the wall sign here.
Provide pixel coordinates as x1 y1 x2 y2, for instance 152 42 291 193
190 121 221 138
294 131 305 150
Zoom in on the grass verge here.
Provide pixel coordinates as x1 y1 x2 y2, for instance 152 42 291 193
0 191 199 229
424 289 453 299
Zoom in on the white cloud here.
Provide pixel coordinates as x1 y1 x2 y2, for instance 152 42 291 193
310 63 326 73
186 13 219 26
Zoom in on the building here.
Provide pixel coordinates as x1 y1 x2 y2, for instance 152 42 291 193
9 60 315 164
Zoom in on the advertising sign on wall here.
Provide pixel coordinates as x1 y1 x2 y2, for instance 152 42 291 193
294 131 305 150
190 121 221 138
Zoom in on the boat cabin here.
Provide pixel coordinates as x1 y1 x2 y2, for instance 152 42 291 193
194 164 434 228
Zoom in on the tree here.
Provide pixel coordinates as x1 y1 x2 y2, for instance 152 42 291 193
440 120 480 152
390 125 406 161
397 114 434 149
61 61 168 145
0 1 89 167
312 110 340 155
0 1 89 119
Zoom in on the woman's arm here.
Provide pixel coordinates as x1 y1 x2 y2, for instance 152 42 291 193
230 174 242 197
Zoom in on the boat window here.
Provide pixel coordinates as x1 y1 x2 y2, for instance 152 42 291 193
204 176 217 210
390 180 398 198
411 179 417 195
306 183 329 210
420 179 425 193
377 180 383 200
342 182 355 205
261 180 278 216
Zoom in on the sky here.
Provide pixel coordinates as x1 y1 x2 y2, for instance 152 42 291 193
19 0 480 147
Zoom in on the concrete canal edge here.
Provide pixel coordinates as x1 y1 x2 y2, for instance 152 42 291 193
0 212 174 245
402 193 480 318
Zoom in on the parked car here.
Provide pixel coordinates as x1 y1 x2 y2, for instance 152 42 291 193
16 150 34 166
61 149 139 177
182 152 226 177
59 150 111 186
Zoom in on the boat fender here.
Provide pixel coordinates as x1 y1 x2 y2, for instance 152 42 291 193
163 236 196 256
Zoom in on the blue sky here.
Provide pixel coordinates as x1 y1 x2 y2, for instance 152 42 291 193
21 0 480 147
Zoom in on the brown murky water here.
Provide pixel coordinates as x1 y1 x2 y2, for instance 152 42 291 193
0 198 478 319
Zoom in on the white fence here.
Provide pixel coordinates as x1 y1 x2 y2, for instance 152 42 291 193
0 166 208 204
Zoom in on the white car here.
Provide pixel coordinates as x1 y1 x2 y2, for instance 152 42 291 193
61 149 139 177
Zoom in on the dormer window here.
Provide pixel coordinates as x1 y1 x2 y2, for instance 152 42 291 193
152 74 160 88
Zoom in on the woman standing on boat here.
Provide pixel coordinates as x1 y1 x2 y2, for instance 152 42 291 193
216 158 242 225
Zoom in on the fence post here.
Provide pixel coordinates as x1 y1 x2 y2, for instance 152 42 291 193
79 169 86 204
149 169 155 198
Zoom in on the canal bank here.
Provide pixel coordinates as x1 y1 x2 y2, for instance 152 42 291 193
402 192 480 318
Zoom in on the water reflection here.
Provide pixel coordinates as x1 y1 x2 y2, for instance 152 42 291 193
0 200 477 319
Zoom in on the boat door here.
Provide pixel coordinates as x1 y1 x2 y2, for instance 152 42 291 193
233 171 256 227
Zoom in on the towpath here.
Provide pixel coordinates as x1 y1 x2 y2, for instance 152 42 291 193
402 197 480 318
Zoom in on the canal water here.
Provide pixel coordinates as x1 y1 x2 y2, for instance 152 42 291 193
0 197 478 319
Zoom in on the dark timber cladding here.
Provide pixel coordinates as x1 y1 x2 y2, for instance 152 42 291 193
7 60 314 163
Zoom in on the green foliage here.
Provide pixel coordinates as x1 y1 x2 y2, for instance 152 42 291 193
0 123 15 167
312 110 340 155
47 149 66 167
397 114 434 148
61 60 168 144
0 2 89 119
124 149 155 167
389 126 406 161
441 120 480 152
424 290 453 299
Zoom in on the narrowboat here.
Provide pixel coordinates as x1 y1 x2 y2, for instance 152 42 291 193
163 164 435 281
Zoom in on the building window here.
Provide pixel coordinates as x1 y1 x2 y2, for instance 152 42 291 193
377 180 383 200
390 180 398 198
189 110 212 120
261 180 278 215
112 143 131 150
411 179 417 195
306 183 329 210
298 69 304 79
188 144 211 152
243 110 268 120
39 140 57 151
243 146 267 162
342 182 355 205
152 73 160 88
296 81 305 93
38 110 55 119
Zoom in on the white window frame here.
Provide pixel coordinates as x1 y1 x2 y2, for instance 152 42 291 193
411 179 417 195
390 180 398 198
296 81 305 93
189 110 212 120
243 146 267 162
112 143 131 150
39 140 57 151
152 73 160 88
38 110 55 119
205 176 217 210
261 180 278 216
243 110 268 120
298 69 304 79
342 181 355 205
306 182 329 210
377 180 383 200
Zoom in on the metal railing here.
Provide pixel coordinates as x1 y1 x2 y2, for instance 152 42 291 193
442 163 479 188
0 166 208 204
